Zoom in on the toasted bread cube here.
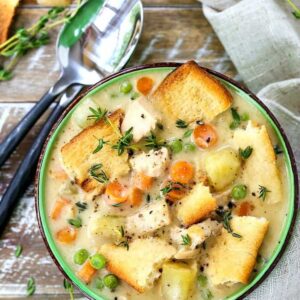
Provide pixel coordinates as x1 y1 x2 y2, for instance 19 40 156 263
121 97 159 142
161 262 197 300
61 109 129 195
205 147 241 191
231 121 282 203
100 238 176 292
177 183 217 226
126 200 171 236
206 216 269 285
151 61 232 123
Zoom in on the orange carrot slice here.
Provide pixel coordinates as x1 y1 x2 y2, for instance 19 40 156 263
133 172 153 191
105 181 128 205
193 124 218 149
77 260 97 284
137 77 154 95
236 201 254 216
162 180 187 202
56 227 77 244
170 161 194 184
50 198 71 220
128 187 143 207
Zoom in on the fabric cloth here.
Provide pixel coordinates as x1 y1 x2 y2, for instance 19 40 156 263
199 0 300 299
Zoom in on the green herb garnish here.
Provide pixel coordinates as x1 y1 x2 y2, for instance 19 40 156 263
63 278 74 300
144 131 165 149
181 234 191 246
68 216 82 228
221 211 242 239
0 7 76 81
87 107 108 122
93 138 108 154
117 239 129 250
75 201 87 212
239 146 253 159
89 164 109 183
183 129 193 138
258 185 271 201
198 274 208 287
176 119 188 128
274 144 283 155
15 244 22 258
287 0 300 18
160 181 185 195
229 107 241 129
112 127 134 155
27 277 35 296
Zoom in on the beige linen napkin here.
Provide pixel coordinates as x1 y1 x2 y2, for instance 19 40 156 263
199 0 300 299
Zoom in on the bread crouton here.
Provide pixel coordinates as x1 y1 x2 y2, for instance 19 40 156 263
206 216 269 285
0 0 19 44
150 61 232 123
177 183 217 226
100 238 176 292
126 200 171 236
61 109 129 195
231 121 282 203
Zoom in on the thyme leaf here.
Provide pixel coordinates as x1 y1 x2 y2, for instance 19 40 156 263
183 129 193 138
15 244 23 258
89 164 109 183
239 146 253 159
181 234 191 246
144 131 165 150
75 201 87 212
93 137 108 154
258 185 271 201
176 119 188 128
112 127 134 155
218 210 242 239
27 277 36 296
68 216 82 228
63 278 74 300
87 107 108 122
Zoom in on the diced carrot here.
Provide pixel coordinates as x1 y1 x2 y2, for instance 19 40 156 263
52 169 69 181
170 161 194 184
77 260 97 284
236 201 254 216
137 77 154 95
56 227 77 244
133 172 154 191
128 187 143 207
50 198 71 220
105 181 128 205
193 124 218 149
162 180 187 202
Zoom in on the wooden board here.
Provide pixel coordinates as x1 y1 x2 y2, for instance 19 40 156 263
0 1 238 299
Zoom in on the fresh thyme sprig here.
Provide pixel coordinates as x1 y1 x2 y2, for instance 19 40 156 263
181 234 191 246
112 127 134 155
258 185 271 201
26 277 36 296
239 146 253 159
160 181 186 195
144 131 165 149
75 201 87 212
87 107 108 122
89 164 109 183
287 0 300 18
93 137 108 154
0 6 80 81
217 210 242 239
63 279 74 300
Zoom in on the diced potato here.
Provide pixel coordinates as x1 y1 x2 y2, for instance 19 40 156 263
205 148 241 191
87 215 125 241
72 98 100 128
161 262 196 300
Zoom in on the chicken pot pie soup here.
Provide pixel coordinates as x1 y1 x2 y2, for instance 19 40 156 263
37 61 296 300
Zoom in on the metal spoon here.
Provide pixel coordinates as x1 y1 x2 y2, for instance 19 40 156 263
0 0 143 167
0 0 143 233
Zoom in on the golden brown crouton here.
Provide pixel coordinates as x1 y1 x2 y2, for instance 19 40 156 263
206 216 269 285
150 61 232 123
177 183 217 226
61 109 129 195
0 0 19 44
231 121 282 203
100 238 176 293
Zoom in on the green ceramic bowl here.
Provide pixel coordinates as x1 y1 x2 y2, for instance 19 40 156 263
35 63 298 300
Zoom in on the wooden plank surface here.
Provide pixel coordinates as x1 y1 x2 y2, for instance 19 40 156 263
0 1 237 299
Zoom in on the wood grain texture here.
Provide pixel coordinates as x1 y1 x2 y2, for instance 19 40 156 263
0 1 238 298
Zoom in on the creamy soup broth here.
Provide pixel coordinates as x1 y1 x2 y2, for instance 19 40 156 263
44 68 288 300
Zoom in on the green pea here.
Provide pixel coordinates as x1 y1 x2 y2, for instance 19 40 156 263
184 143 196 152
120 81 133 94
169 139 183 154
73 249 89 265
103 274 119 290
231 184 247 200
89 253 106 270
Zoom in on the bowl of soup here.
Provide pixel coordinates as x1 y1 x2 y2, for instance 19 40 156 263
35 61 298 300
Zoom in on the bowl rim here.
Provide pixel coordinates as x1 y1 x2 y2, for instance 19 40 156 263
35 62 299 300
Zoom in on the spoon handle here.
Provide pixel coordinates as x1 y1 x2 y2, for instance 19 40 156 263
0 85 83 235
